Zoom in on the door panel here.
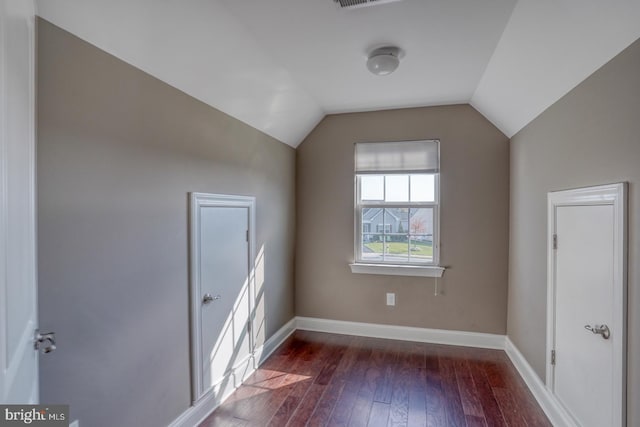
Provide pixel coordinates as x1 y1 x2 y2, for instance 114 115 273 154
554 204 614 426
199 206 250 394
0 0 38 404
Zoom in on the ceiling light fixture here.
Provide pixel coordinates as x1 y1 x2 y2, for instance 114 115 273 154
366 46 403 76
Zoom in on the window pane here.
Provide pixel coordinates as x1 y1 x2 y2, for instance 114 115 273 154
385 175 409 202
410 174 435 202
364 234 410 263
383 208 408 234
378 208 406 262
362 234 384 262
387 235 410 263
361 175 384 201
409 235 433 263
409 207 433 236
362 207 382 233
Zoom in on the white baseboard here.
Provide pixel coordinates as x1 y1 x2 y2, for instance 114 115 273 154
167 318 296 427
504 337 576 427
167 383 227 427
253 317 296 365
295 316 506 349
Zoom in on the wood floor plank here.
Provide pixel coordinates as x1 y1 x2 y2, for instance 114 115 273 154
248 332 320 425
367 401 391 427
224 339 299 421
454 356 486 419
388 342 413 427
270 334 335 426
499 361 551 427
372 345 399 404
285 382 325 427
328 338 373 426
468 357 507 427
348 341 387 427
306 379 346 427
437 354 466 427
407 367 427 427
199 412 248 427
307 334 360 426
200 332 551 427
314 334 348 386
465 414 488 427
424 348 447 427
492 387 529 427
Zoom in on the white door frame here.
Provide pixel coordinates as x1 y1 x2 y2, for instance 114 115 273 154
188 192 256 403
546 182 627 426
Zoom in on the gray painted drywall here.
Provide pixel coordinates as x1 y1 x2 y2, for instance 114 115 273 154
37 19 295 427
509 37 640 425
296 105 510 334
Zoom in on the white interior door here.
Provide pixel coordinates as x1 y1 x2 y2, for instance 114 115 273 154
0 0 39 404
190 193 255 403
547 184 626 427
200 206 251 393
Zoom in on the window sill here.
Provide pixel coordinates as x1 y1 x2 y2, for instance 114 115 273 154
349 263 445 278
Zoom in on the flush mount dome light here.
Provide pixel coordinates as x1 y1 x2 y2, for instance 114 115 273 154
366 46 403 76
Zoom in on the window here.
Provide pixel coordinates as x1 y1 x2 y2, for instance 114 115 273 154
352 140 441 275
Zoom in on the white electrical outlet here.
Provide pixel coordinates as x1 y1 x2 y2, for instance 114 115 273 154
386 293 395 306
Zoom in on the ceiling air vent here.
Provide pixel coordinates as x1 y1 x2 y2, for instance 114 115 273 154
334 0 403 10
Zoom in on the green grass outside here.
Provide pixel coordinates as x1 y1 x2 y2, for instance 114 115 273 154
364 241 433 256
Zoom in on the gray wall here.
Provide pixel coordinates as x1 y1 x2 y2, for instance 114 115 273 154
296 105 510 334
508 38 640 425
37 19 295 427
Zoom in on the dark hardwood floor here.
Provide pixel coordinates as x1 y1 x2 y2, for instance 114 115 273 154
199 330 551 427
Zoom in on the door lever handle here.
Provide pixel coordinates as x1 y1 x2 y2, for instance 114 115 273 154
202 293 221 305
584 324 610 339
34 330 57 354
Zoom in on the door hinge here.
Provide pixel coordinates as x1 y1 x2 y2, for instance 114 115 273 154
553 234 558 250
246 230 249 242
247 321 251 333
551 349 556 365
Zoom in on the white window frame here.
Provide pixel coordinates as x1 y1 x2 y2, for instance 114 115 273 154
350 141 444 278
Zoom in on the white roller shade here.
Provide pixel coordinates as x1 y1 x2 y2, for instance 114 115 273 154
355 140 439 174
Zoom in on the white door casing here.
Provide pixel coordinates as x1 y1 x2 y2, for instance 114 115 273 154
546 183 627 427
0 0 38 404
189 193 256 403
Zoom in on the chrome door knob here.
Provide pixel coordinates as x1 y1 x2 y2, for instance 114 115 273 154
202 293 221 305
34 330 56 354
584 324 610 339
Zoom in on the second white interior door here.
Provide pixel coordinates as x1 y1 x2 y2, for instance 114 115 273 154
553 203 617 426
199 205 251 395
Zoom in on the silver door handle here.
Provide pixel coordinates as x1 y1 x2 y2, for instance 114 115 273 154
202 293 221 304
584 324 610 339
34 330 57 354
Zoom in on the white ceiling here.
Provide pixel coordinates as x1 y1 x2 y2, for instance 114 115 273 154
36 0 640 147
220 0 516 113
471 0 640 137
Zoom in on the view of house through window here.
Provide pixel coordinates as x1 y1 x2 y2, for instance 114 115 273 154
355 140 439 266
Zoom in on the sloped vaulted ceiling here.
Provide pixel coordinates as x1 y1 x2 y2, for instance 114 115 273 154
36 0 640 147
